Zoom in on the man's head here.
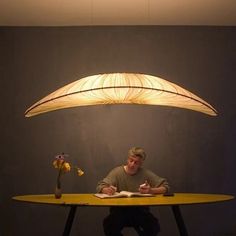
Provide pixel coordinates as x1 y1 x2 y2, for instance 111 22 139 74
125 147 146 175
128 147 146 160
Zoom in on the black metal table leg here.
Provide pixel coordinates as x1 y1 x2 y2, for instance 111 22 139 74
171 205 189 236
63 206 77 236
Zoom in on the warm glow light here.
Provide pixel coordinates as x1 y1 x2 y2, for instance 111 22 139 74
25 73 217 117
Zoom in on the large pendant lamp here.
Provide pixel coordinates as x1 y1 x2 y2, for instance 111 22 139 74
25 73 217 117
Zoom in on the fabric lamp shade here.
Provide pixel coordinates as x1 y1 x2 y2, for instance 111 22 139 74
25 73 217 117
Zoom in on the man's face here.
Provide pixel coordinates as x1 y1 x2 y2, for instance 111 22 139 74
126 155 143 175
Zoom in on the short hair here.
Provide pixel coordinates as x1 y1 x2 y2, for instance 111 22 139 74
128 147 146 160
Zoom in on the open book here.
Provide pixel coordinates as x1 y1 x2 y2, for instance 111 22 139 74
94 191 155 199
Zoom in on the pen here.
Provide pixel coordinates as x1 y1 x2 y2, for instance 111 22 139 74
110 185 117 192
140 180 149 188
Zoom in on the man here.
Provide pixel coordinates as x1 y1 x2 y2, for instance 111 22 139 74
96 147 169 236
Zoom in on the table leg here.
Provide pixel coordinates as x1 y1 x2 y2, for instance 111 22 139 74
171 205 189 236
63 206 77 236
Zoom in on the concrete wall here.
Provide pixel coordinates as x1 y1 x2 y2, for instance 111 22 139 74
1 26 236 236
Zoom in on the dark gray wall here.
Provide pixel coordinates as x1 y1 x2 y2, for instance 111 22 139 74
1 26 236 236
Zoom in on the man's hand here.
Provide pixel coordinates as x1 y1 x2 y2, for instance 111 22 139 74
139 181 151 194
102 186 117 195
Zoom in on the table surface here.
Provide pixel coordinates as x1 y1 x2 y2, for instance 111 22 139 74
12 193 234 207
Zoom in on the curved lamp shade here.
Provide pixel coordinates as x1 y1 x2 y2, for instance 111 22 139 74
25 73 217 117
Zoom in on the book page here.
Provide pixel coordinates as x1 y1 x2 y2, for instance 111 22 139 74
94 192 127 199
119 191 154 197
94 191 155 199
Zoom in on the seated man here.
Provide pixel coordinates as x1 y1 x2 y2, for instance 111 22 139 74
96 147 169 236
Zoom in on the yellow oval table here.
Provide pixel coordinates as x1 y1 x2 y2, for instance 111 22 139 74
13 193 234 236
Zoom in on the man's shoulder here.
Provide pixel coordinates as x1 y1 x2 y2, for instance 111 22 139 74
109 166 123 175
139 167 152 173
139 167 157 176
110 166 124 173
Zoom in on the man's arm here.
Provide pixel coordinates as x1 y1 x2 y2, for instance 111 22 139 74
139 171 170 194
101 185 117 195
139 183 167 194
97 180 117 195
96 168 118 194
150 185 168 194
